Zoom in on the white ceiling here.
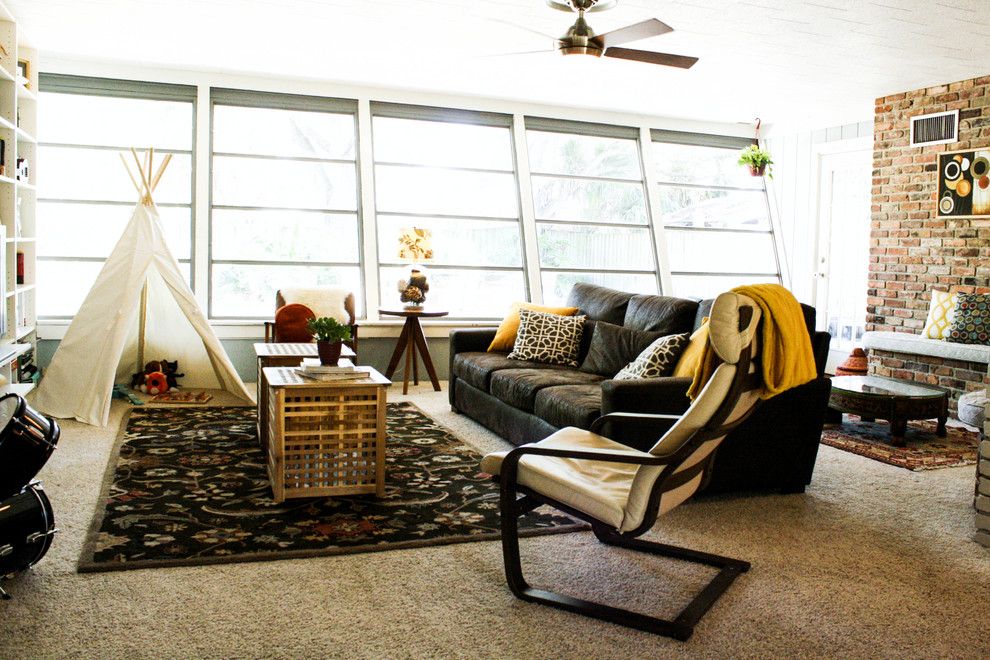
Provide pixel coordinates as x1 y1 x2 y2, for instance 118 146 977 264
11 0 990 129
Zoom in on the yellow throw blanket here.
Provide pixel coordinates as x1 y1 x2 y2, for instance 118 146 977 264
688 284 817 400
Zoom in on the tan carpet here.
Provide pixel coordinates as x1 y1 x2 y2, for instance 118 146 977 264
3 384 988 658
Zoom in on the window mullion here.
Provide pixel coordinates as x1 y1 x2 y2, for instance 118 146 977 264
640 126 673 295
357 98 381 322
193 84 211 311
513 113 543 305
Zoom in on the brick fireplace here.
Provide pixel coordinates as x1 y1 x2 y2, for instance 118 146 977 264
868 75 990 409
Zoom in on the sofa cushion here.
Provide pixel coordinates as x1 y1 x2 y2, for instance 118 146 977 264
487 302 579 352
948 293 990 345
452 352 571 392
508 309 586 367
615 333 691 380
579 321 663 377
921 289 958 340
534 384 603 430
566 283 634 325
624 295 698 334
490 369 604 412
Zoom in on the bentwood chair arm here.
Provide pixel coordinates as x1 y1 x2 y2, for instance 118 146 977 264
590 412 681 437
499 443 680 491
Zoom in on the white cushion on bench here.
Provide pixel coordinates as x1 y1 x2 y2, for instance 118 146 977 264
862 331 990 364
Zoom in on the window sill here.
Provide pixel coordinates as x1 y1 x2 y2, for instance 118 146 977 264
37 318 498 341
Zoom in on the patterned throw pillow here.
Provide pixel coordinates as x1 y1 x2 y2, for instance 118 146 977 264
921 289 957 340
947 293 990 345
614 333 691 380
507 309 587 367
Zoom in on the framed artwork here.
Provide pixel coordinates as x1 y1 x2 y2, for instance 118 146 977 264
936 148 990 218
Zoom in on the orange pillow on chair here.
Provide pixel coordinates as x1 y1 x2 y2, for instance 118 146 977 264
274 304 316 343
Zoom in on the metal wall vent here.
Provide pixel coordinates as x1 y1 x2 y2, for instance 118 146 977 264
910 110 958 147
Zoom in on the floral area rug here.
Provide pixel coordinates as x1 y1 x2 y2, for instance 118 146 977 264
79 403 583 572
821 414 980 471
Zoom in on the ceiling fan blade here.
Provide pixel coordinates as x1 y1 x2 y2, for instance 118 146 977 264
604 47 698 69
484 17 557 41
590 18 673 49
474 49 554 59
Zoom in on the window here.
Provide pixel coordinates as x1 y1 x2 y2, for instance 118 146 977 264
526 120 658 304
37 75 195 318
651 132 781 299
372 105 526 318
210 90 361 318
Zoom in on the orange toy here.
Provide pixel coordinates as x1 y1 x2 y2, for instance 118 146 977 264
144 372 169 396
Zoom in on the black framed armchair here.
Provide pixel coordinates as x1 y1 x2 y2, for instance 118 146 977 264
480 291 765 640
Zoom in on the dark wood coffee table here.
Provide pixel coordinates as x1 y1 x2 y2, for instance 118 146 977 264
827 375 948 447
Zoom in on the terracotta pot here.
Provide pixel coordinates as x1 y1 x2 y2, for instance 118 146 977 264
748 163 766 177
834 347 868 377
316 340 342 366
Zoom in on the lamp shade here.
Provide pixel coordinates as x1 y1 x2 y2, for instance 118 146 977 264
397 227 434 263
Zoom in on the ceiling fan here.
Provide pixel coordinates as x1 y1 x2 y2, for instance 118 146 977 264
495 0 698 69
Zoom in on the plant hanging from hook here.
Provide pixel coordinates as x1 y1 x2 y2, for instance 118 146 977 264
738 118 773 179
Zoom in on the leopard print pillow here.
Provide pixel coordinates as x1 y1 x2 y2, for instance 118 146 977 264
507 308 587 367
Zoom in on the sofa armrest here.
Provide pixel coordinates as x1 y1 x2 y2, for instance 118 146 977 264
449 328 498 408
811 331 831 377
598 378 692 451
600 377 693 416
449 328 497 355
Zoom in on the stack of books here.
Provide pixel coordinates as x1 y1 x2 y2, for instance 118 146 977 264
295 358 372 382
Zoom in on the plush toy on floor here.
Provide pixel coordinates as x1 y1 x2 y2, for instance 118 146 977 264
130 359 184 396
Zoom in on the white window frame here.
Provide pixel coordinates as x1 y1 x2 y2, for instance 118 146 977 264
36 65 775 340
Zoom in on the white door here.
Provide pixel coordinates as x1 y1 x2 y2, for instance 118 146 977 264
815 146 872 373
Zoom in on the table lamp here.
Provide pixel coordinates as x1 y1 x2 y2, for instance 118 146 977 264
396 227 434 308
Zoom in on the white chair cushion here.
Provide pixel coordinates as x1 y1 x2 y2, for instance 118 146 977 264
481 427 657 530
279 287 350 324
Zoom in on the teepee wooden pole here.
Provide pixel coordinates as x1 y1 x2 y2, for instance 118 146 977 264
146 148 153 190
120 153 144 197
137 280 148 372
130 148 148 199
149 153 172 193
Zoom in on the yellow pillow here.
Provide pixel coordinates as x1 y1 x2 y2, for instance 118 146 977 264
487 302 579 352
672 319 709 378
922 290 957 339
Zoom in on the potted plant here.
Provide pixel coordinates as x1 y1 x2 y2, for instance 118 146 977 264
306 317 353 365
738 144 774 178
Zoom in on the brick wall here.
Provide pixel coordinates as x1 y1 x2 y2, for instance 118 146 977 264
868 349 987 414
868 75 990 405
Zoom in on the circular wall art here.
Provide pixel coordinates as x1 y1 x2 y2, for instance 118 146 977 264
939 194 955 214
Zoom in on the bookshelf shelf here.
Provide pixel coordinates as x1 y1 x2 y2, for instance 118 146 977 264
0 2 39 389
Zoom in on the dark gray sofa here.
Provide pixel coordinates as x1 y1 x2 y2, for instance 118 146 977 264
449 283 832 494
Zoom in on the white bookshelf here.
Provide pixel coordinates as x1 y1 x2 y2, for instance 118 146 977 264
0 1 36 394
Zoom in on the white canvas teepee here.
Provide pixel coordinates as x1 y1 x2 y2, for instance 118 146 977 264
33 148 252 426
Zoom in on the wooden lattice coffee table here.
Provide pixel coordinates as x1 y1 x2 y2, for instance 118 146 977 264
827 375 949 447
263 366 390 503
253 342 356 453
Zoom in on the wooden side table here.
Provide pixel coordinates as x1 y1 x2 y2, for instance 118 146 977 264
378 308 448 395
253 342 356 453
263 366 391 502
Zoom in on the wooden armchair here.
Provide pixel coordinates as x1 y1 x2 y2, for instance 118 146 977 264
480 291 765 640
264 287 359 355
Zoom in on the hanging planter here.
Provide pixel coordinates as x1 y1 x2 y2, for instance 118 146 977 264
738 144 774 179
